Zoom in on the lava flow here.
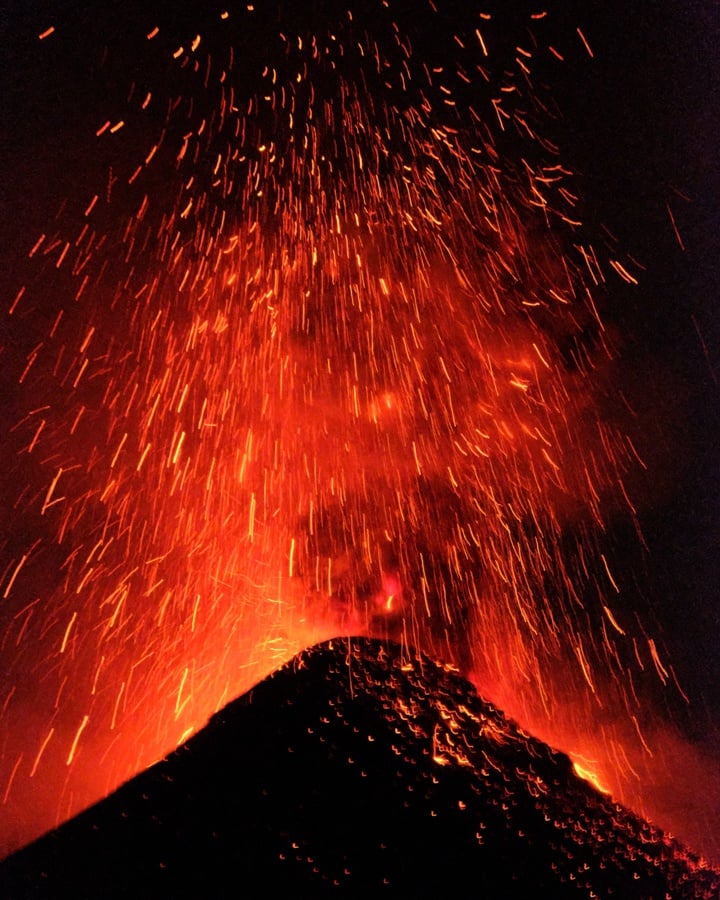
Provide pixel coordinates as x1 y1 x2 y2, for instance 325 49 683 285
0 1 715 864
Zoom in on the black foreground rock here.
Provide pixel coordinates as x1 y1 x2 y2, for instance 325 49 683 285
1 638 718 898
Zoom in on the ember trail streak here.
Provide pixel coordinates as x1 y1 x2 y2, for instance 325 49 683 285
0 2 702 859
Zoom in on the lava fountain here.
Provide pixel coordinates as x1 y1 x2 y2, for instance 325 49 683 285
1 2 715 862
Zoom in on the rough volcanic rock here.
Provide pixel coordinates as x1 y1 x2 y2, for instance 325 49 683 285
1 638 718 898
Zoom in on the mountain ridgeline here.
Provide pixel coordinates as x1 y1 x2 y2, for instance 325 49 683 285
1 638 718 898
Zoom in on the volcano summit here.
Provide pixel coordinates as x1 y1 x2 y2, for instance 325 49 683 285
1 638 718 898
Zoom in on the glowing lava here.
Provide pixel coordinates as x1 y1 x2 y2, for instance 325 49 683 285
0 2 714 864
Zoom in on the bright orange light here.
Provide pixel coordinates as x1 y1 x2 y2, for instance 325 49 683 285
572 759 611 796
1 4 713 868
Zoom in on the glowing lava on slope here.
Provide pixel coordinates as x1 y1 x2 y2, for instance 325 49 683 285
0 1 714 863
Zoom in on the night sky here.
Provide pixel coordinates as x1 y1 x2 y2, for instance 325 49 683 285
1 0 719 862
555 1 720 730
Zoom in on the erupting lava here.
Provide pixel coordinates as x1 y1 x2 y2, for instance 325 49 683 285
0 2 714 863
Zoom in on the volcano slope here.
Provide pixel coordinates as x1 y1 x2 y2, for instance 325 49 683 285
1 637 718 898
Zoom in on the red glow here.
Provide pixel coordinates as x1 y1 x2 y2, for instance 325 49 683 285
571 759 610 796
1 5 716 866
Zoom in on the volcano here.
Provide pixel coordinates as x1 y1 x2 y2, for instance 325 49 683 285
1 638 717 898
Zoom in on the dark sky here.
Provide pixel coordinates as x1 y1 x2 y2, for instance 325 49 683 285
560 1 720 733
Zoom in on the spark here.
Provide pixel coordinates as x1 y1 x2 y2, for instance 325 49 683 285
576 27 594 58
66 716 89 766
30 730 55 779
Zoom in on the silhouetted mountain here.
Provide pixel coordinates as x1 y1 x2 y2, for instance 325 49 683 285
1 638 718 898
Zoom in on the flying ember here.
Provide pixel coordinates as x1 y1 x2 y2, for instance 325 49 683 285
0 1 715 864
